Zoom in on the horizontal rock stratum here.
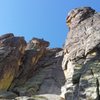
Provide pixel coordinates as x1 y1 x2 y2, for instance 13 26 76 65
0 7 100 100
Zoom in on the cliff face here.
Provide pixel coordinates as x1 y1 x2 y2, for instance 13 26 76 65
0 33 26 91
61 7 100 100
0 33 64 100
0 7 100 100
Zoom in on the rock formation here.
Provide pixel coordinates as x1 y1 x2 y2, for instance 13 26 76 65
61 7 100 100
10 37 50 87
0 33 26 91
0 6 100 100
0 33 64 100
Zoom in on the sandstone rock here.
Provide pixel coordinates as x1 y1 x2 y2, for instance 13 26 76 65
61 7 100 100
66 7 95 29
0 91 17 99
0 33 14 41
0 34 64 100
1 7 100 100
0 33 26 91
11 48 64 100
26 38 49 50
10 38 50 92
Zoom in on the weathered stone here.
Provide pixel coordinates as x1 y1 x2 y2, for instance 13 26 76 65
11 48 64 100
26 37 49 50
61 7 100 100
0 91 17 99
0 33 26 91
10 38 50 89
66 7 95 29
15 95 48 100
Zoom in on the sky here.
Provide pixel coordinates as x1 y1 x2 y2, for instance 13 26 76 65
0 0 99 48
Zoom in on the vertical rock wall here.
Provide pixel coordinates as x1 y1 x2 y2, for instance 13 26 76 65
61 7 100 100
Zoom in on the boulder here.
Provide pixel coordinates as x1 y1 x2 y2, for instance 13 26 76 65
0 33 26 91
61 7 100 100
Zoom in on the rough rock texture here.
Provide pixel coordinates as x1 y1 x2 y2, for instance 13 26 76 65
0 33 26 91
0 6 100 100
61 7 100 100
11 48 64 100
10 38 50 88
0 34 64 100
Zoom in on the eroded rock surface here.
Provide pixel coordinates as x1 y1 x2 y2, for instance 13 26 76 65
0 33 26 91
10 38 50 88
0 35 64 100
61 7 100 100
0 6 100 100
12 48 64 100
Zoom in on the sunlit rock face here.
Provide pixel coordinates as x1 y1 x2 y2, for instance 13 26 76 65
11 48 64 99
61 7 100 100
11 38 50 87
26 37 50 50
0 33 26 91
0 6 100 100
0 34 64 100
66 7 95 29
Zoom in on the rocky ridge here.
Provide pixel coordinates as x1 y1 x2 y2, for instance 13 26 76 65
0 7 100 100
0 33 64 100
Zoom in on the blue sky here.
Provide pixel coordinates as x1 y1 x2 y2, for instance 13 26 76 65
0 0 99 47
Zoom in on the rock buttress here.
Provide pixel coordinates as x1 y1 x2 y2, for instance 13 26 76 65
61 7 100 100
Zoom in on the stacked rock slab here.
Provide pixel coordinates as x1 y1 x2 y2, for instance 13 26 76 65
0 33 26 91
61 7 100 100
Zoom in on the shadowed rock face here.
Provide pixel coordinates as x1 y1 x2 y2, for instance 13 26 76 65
0 34 63 100
11 48 64 100
0 34 62 100
0 33 27 91
61 7 100 100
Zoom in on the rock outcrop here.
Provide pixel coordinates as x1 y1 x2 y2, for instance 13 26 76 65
0 6 100 100
0 33 64 100
61 7 100 100
10 38 50 87
0 33 26 91
12 48 64 100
